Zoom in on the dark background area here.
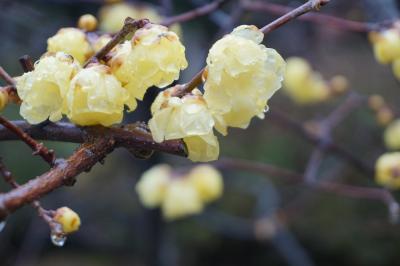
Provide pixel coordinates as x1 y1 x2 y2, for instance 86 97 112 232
0 0 400 265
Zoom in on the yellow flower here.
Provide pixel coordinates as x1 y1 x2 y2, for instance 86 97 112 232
16 52 81 124
98 2 181 36
0 91 9 111
135 164 171 208
47 28 93 64
188 164 223 202
375 152 400 189
283 57 330 104
369 29 400 64
162 179 203 220
54 207 81 234
204 25 285 135
384 119 400 150
108 24 187 110
66 64 128 126
148 87 219 162
77 14 98 31
183 134 219 162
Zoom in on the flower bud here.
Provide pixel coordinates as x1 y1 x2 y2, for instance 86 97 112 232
368 94 385 111
54 207 81 234
375 152 400 189
384 119 400 150
78 14 98 32
0 91 9 111
369 29 400 64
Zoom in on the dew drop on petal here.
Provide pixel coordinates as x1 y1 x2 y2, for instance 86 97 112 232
51 233 67 247
0 220 6 232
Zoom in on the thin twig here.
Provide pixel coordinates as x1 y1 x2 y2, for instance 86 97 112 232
242 0 374 33
260 0 330 34
0 67 15 86
0 159 61 233
0 116 55 166
161 0 230 27
215 157 400 221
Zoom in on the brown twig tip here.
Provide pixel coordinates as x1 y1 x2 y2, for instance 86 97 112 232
260 0 330 34
18 55 34 72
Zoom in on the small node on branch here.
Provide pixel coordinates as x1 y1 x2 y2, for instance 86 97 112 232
18 55 34 72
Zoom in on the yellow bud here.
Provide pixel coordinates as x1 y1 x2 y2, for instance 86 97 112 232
66 64 128 126
78 14 98 31
384 119 400 150
47 28 93 64
0 91 9 111
54 207 81 234
375 152 400 189
188 165 223 202
370 29 400 64
376 107 394 126
135 164 171 208
329 75 349 94
162 179 203 220
204 25 285 135
368 94 385 111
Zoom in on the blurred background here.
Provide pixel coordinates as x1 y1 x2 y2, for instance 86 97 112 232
1 0 400 265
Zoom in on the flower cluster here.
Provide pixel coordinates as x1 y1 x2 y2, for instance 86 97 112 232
16 22 187 126
148 25 285 161
135 164 223 220
375 152 400 189
369 26 400 80
384 119 400 150
283 57 348 104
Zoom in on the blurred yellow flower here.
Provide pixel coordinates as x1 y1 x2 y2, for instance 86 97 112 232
369 29 400 64
384 119 400 150
375 152 400 189
135 164 171 208
188 164 223 202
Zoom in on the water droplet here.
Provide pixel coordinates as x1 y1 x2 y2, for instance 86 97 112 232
0 220 6 232
51 233 67 247
263 106 269 113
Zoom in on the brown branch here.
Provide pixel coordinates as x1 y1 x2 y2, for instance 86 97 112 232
0 159 61 234
242 0 373 33
0 67 15 86
215 157 399 220
83 17 150 67
0 116 55 166
161 0 230 27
